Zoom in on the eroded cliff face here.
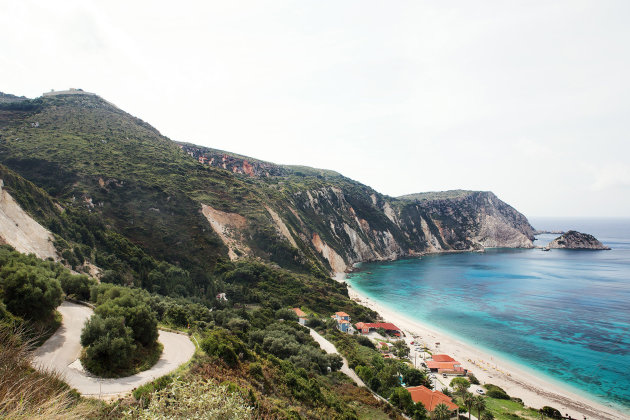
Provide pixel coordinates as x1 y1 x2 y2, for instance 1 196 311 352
268 186 535 274
179 144 536 274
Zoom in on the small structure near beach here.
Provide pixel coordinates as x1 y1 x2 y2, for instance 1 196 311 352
355 322 401 336
406 385 459 416
426 354 467 376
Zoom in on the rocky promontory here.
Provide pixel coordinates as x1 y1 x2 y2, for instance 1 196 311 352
547 231 610 250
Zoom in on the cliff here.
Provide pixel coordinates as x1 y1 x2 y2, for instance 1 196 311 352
547 231 610 250
0 91 535 279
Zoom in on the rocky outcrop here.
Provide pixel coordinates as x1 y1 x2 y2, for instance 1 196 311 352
547 231 610 250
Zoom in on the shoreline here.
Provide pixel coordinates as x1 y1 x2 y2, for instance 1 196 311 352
335 273 626 420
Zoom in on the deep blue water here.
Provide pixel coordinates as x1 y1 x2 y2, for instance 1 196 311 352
346 218 630 411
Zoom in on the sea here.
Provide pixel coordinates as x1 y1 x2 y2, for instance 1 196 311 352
346 218 630 412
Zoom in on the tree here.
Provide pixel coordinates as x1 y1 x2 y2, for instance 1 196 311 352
451 377 470 401
473 395 486 419
80 315 136 374
433 403 451 420
0 263 62 320
412 402 428 420
95 298 158 346
393 340 410 358
59 272 95 300
390 387 414 413
463 392 475 420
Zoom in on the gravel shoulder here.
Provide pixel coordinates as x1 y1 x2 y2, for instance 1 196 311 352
33 301 195 397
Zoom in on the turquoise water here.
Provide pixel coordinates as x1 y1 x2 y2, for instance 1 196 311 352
346 218 630 411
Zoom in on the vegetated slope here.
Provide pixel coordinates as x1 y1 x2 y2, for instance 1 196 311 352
181 144 536 271
0 91 534 281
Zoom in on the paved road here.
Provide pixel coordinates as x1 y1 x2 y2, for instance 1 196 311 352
308 328 366 387
33 301 195 397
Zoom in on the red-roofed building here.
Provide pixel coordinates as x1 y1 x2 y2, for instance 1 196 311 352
291 308 307 326
406 385 459 415
426 360 467 375
432 354 456 363
355 322 401 335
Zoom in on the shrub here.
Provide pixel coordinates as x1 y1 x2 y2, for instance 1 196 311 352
95 298 158 346
540 406 562 419
356 335 375 349
0 263 62 320
80 315 136 375
467 372 480 385
484 383 510 400
59 272 95 300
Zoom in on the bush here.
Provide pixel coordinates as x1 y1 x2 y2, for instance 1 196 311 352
0 262 62 320
540 406 562 419
95 297 158 346
80 315 136 375
467 372 480 385
485 383 511 400
356 335 375 349
59 272 95 300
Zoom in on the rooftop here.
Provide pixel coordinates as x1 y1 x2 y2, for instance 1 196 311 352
406 386 459 412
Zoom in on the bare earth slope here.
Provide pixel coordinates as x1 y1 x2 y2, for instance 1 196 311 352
0 179 57 259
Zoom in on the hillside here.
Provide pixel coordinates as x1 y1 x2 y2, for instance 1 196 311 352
0 90 534 277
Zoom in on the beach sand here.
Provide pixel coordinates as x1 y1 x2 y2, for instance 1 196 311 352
336 274 626 420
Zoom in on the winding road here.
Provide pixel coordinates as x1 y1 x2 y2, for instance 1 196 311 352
33 301 195 397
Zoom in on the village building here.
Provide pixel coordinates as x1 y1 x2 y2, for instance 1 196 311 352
355 322 402 336
291 308 308 326
331 312 354 333
406 385 459 417
426 354 466 375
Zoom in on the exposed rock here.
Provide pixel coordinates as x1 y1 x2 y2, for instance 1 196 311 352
201 204 250 260
0 179 58 260
547 231 610 250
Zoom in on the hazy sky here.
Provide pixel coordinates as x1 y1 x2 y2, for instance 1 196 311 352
2 1 629 218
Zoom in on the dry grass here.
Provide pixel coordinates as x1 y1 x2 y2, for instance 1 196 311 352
0 326 95 419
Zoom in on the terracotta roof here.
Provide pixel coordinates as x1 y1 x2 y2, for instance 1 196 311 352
426 361 465 372
292 308 307 317
339 319 350 324
406 386 459 412
335 311 350 317
358 322 400 331
432 354 456 362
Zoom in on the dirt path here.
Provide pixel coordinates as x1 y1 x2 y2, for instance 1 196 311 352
33 301 195 397
308 328 366 387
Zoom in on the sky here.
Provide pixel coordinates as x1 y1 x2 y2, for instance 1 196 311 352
1 1 629 218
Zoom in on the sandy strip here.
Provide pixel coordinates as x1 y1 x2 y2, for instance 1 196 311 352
336 274 626 420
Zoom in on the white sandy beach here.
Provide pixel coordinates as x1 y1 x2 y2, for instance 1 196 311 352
336 274 626 420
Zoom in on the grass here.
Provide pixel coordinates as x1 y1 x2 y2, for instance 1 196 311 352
0 327 96 419
484 397 542 420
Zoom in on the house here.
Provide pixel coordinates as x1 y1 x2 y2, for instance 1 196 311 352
426 354 466 375
332 312 350 322
216 293 227 301
355 322 401 336
291 308 307 326
406 385 459 417
331 312 353 333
